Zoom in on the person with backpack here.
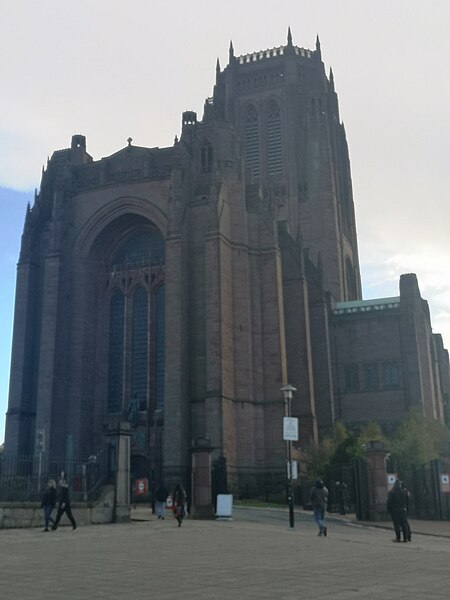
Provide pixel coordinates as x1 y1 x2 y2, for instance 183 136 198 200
310 478 329 537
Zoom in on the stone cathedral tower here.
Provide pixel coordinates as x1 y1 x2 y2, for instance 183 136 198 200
5 31 363 493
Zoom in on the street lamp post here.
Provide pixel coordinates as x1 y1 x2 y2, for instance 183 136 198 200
281 384 298 529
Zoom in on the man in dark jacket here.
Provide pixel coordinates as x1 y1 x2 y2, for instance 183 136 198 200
387 479 409 542
41 479 57 532
400 481 412 542
310 478 329 537
52 478 77 531
155 483 169 519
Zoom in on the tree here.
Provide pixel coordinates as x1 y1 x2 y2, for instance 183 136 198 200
304 436 335 479
305 421 361 478
358 421 387 446
390 410 450 472
328 433 363 471
305 421 388 480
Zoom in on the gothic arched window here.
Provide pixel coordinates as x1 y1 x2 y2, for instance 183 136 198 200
106 227 165 416
201 142 213 173
112 230 165 269
244 105 260 179
107 291 125 414
155 285 165 410
266 100 283 176
130 286 149 411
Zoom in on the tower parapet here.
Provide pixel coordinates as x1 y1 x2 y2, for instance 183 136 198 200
182 111 197 127
235 44 315 65
181 111 198 147
70 134 92 166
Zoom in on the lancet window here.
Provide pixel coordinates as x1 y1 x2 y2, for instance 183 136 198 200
201 142 213 173
266 100 283 176
244 105 260 179
106 228 165 416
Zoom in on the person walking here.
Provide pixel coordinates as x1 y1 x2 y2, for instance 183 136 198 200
336 481 348 515
41 479 57 532
172 483 187 527
155 483 169 519
52 478 77 531
400 481 412 542
387 479 409 542
310 478 329 537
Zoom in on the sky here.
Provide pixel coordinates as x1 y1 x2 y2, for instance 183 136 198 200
1 0 449 443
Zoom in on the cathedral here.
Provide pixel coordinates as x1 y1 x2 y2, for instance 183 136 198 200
4 31 449 494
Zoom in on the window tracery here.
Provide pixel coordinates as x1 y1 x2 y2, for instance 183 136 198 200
244 105 260 179
266 100 283 176
106 229 165 416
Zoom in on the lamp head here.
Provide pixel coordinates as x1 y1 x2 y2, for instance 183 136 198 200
280 384 297 400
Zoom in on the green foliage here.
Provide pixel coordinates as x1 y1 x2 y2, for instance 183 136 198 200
329 434 363 470
358 421 387 446
390 410 450 471
305 421 361 477
305 421 387 477
304 437 335 479
334 421 348 444
304 413 450 481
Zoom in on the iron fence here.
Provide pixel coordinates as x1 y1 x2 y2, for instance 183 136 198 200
323 463 361 516
0 445 113 503
387 457 450 520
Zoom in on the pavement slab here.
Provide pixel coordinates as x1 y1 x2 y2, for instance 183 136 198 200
1 507 449 599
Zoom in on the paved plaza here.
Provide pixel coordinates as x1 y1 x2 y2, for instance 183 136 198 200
1 507 449 599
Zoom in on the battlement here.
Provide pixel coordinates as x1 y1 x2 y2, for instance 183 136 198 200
52 148 70 156
236 45 313 65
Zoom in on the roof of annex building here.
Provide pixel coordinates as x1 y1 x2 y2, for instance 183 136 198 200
333 297 400 315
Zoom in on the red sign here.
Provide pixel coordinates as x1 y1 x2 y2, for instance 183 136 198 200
135 478 148 495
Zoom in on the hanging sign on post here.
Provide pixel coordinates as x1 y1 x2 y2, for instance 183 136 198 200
283 417 299 441
287 460 299 480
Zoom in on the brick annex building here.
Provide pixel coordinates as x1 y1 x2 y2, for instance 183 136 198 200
4 32 449 493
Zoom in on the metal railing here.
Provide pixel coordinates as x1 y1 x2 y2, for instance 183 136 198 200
0 446 112 503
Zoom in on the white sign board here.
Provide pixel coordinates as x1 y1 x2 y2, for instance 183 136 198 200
440 474 450 493
216 494 233 519
387 474 397 490
287 460 298 480
283 417 299 441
